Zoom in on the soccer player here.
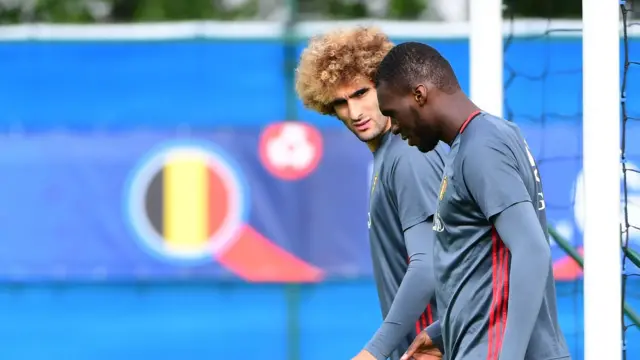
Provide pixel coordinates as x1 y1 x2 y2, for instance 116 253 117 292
295 28 447 360
374 42 571 360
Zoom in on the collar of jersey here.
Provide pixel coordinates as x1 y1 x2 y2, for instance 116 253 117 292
459 110 482 134
449 110 483 146
375 129 393 154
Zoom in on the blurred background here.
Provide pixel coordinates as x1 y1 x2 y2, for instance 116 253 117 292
0 0 639 359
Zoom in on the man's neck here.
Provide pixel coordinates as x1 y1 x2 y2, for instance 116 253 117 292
438 93 480 145
367 131 387 152
366 121 392 153
367 137 382 153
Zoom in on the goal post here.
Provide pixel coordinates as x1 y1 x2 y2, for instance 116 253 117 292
581 0 622 359
469 0 503 117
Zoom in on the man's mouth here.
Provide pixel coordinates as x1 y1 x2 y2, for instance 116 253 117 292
353 119 370 131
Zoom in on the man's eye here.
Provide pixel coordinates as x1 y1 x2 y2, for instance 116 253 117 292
354 89 368 97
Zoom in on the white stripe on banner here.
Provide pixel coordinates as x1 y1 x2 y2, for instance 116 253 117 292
3 19 638 41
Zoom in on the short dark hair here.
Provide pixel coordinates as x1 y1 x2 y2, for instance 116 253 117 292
375 42 460 94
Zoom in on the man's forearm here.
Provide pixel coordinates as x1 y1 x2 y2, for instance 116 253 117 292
495 202 551 360
424 320 443 353
365 221 437 359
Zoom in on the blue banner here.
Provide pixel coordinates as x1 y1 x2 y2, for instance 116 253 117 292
0 122 638 281
1 37 639 281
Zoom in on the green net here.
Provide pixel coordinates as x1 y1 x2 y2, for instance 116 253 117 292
620 2 640 359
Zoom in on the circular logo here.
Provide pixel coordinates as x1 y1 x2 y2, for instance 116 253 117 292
125 141 248 265
259 121 323 180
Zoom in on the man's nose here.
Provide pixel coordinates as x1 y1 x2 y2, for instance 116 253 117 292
348 101 362 121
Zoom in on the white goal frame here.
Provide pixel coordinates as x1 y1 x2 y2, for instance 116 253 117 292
581 1 622 359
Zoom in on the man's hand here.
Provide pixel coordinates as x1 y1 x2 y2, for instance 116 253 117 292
400 330 442 360
351 349 377 360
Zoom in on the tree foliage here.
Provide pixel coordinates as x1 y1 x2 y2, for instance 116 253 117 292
0 0 257 22
505 0 581 19
0 0 582 23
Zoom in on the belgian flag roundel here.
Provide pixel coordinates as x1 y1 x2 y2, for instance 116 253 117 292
128 144 245 263
126 141 324 282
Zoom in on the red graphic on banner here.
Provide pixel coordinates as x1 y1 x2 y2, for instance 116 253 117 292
553 247 584 280
259 121 323 181
218 225 324 282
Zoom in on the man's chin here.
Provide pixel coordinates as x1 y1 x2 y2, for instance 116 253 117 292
417 142 436 153
356 129 382 142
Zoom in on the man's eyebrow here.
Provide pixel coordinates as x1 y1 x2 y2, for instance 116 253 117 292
330 97 347 107
330 87 369 106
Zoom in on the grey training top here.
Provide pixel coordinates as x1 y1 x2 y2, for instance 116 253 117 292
365 131 447 360
432 111 570 360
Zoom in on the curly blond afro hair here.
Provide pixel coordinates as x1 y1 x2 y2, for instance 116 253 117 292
295 27 394 115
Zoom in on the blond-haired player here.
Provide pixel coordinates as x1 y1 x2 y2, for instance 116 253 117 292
296 28 447 360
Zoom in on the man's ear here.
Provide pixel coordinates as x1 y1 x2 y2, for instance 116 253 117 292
413 84 428 106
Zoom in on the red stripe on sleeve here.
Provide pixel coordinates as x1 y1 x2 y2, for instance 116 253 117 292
487 228 499 360
495 235 506 356
496 238 510 356
487 228 510 360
